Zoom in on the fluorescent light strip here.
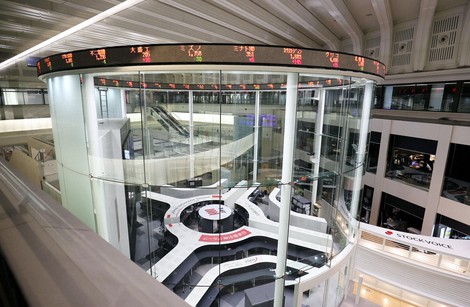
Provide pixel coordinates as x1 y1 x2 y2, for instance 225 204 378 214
0 0 145 71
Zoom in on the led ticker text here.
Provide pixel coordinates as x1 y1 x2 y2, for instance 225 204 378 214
283 48 303 65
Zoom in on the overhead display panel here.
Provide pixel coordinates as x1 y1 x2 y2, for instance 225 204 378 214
93 76 350 90
37 44 386 78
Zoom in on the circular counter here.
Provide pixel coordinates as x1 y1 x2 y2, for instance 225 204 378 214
198 204 234 233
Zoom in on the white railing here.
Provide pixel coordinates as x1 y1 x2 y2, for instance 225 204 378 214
358 223 470 278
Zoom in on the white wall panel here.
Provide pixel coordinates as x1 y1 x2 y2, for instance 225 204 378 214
355 247 470 307
381 178 428 208
48 75 96 231
438 196 470 227
451 125 470 145
390 120 441 141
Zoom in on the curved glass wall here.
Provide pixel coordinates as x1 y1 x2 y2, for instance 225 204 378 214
40 45 382 307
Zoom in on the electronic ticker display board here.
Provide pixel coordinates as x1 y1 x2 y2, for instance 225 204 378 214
37 44 386 78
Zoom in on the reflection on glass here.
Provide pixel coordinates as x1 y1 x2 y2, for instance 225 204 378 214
385 135 436 190
360 185 374 223
380 193 424 233
458 82 470 113
44 68 376 307
441 143 470 205
366 132 381 174
433 214 470 239
379 82 459 112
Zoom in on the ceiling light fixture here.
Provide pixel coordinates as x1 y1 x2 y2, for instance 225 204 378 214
0 0 145 71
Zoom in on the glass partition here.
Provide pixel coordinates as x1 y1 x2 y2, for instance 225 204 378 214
0 88 48 105
377 81 464 112
86 71 367 304
78 70 374 306
41 48 380 306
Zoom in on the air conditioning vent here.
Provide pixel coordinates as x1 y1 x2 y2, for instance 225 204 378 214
365 37 380 59
438 34 449 45
428 15 459 63
364 47 379 59
392 27 414 66
398 43 407 53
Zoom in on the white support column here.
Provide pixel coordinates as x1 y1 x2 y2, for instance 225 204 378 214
81 74 109 241
369 119 391 225
349 81 374 227
355 274 364 304
189 90 195 179
253 91 261 183
311 89 325 211
322 278 330 306
292 282 302 307
274 72 298 307
120 89 127 118
421 125 452 235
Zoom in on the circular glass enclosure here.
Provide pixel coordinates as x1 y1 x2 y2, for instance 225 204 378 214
38 44 384 307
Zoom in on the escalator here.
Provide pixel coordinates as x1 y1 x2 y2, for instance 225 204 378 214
149 105 189 137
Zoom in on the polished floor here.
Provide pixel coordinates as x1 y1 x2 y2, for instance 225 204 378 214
195 280 420 306
343 282 417 307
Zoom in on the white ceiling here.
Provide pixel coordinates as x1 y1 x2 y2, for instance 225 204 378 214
0 0 468 86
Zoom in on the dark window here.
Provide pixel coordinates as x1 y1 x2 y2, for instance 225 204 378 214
442 143 470 205
385 135 437 190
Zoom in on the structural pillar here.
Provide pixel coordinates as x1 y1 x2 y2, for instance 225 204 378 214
189 90 195 179
349 81 374 228
311 89 326 211
120 89 127 118
253 91 261 182
81 74 109 241
274 72 298 307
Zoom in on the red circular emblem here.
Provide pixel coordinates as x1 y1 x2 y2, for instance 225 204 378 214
385 231 393 235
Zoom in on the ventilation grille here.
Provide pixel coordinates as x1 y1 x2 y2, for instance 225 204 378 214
364 47 380 58
392 27 414 66
365 37 380 59
428 15 459 63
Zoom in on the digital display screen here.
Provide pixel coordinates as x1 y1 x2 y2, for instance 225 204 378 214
37 44 386 78
93 76 349 90
26 56 42 67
